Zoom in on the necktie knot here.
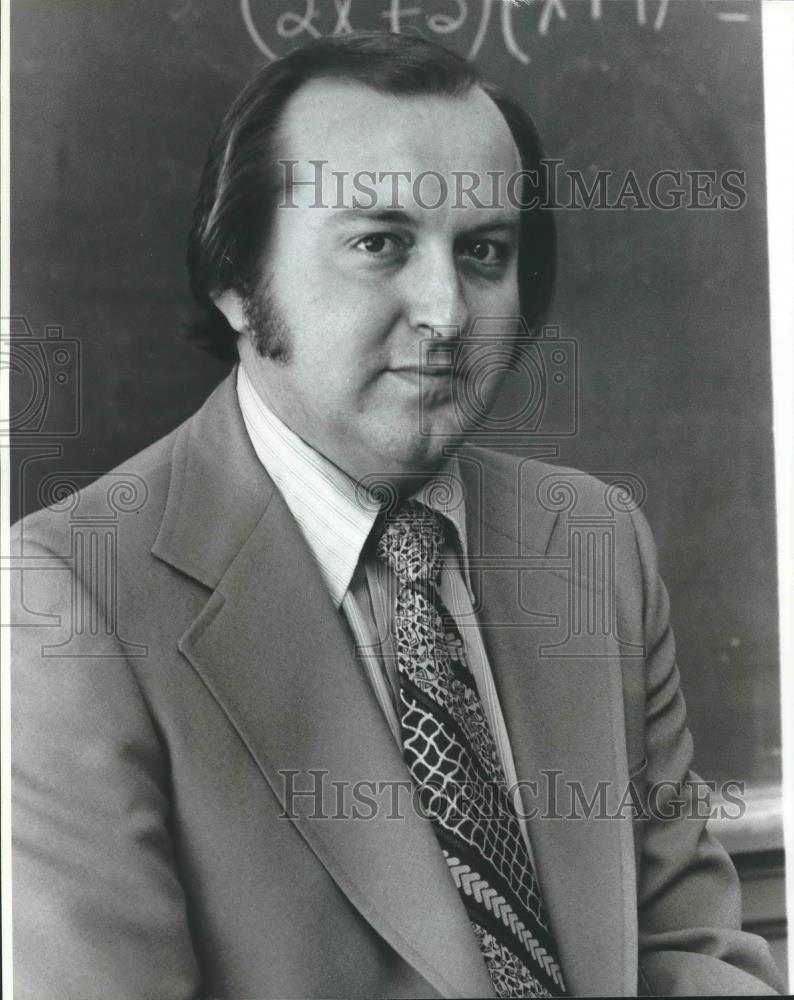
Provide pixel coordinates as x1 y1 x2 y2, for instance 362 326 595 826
376 499 445 584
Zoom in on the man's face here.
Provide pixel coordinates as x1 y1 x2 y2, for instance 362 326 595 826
225 78 523 485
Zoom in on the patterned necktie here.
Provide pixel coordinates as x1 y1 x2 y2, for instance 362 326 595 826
377 500 567 999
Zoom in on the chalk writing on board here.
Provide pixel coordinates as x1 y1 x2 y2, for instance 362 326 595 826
240 0 750 64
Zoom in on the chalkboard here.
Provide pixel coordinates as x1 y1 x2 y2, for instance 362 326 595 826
10 0 778 798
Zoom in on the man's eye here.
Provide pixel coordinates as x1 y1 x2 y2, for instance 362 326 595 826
463 240 505 266
354 233 404 255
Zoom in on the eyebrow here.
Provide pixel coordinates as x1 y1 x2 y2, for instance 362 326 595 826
328 209 415 227
328 208 520 235
465 217 520 236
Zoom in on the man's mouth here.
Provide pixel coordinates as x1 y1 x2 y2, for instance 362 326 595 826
389 366 457 378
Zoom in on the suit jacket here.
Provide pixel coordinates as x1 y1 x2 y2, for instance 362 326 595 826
11 371 782 998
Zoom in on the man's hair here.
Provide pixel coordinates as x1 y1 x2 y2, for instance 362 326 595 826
186 32 556 360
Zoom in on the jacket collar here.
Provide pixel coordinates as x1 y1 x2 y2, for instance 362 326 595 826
152 370 275 590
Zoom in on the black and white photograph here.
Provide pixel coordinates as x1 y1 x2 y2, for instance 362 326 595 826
2 1 792 996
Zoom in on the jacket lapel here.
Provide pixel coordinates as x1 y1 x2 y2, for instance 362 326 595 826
460 451 638 997
153 372 494 999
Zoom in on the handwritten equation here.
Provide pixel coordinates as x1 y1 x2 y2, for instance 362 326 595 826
241 0 751 64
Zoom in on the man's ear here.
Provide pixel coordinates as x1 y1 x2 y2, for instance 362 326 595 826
212 289 248 335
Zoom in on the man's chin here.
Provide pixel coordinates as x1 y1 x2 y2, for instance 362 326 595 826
360 432 464 489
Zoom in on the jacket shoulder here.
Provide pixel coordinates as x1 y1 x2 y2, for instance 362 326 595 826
11 423 184 559
468 447 642 516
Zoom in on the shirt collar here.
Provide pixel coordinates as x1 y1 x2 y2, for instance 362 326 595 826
236 363 470 608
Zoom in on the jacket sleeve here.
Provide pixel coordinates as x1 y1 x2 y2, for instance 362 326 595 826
11 538 201 1000
625 507 784 996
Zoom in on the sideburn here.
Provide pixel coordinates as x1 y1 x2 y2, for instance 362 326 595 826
242 277 293 364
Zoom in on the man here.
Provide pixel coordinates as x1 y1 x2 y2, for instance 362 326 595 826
10 32 782 999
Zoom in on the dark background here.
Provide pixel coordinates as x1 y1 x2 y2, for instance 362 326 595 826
10 0 779 794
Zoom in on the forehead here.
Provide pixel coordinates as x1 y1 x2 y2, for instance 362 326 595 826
276 77 521 212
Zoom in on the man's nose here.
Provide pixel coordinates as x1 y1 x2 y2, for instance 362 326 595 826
404 248 470 337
